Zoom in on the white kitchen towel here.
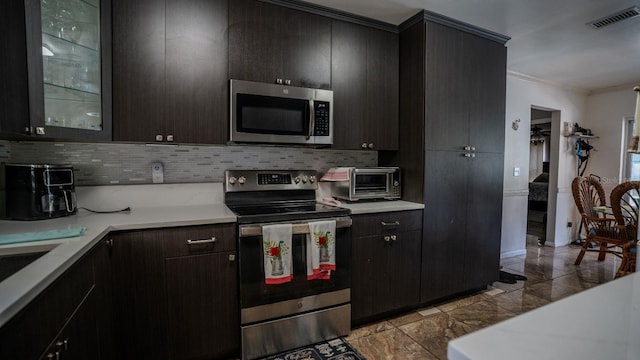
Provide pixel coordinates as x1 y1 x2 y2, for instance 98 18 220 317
262 224 293 285
306 220 336 280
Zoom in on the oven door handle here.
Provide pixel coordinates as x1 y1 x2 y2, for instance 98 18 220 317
239 218 352 237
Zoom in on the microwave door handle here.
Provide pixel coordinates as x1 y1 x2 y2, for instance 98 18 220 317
307 99 315 140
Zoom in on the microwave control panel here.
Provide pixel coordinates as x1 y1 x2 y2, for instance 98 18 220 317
313 102 330 136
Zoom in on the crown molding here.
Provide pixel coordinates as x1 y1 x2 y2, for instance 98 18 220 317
507 71 590 95
259 0 398 32
399 9 510 44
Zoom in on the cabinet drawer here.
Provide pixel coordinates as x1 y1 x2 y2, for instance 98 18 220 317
163 223 236 257
352 210 422 238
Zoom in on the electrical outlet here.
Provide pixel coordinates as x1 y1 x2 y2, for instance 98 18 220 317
152 161 164 184
567 222 573 228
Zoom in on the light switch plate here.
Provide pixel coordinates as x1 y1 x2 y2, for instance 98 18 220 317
513 167 520 177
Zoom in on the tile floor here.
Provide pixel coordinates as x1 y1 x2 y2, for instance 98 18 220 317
346 237 623 359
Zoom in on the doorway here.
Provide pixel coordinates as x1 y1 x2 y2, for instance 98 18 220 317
527 109 552 245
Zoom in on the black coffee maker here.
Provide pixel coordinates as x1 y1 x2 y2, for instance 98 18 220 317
5 164 77 220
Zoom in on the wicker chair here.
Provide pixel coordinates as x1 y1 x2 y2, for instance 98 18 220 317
571 176 624 265
610 181 639 278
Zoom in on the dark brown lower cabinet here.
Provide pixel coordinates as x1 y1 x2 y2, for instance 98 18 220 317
420 150 503 303
0 238 112 360
351 210 422 324
111 223 239 360
165 253 238 359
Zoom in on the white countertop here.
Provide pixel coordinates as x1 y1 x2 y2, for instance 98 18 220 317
448 272 640 360
0 204 236 328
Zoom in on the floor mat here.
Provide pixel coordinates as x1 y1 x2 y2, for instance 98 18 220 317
498 270 528 284
260 337 366 360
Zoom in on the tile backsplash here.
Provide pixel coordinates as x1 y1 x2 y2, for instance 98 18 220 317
2 141 377 186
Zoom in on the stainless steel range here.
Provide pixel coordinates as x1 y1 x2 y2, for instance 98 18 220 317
224 170 352 360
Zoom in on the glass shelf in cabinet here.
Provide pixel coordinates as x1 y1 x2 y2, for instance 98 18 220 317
42 37 101 94
44 86 102 131
41 0 100 50
42 32 99 59
44 83 101 103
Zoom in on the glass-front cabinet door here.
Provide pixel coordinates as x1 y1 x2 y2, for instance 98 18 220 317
22 0 111 140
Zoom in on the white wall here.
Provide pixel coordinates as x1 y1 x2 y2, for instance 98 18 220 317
583 88 637 195
501 74 588 258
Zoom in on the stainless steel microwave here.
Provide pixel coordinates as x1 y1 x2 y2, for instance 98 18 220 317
230 79 333 145
329 167 401 201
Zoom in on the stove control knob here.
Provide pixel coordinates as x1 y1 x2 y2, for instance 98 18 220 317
228 177 237 185
309 176 316 183
238 176 246 184
302 175 309 183
294 176 301 184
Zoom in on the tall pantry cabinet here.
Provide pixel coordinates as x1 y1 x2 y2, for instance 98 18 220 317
382 11 509 303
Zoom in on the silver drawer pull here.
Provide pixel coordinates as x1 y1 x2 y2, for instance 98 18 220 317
187 237 216 245
381 221 400 227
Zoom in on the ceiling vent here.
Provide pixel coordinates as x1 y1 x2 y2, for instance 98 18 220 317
587 6 640 29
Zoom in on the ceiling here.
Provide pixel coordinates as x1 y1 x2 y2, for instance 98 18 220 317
302 0 640 93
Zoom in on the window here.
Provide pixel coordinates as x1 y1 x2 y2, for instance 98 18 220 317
624 118 640 181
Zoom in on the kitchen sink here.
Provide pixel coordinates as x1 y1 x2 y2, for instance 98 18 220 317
0 250 50 283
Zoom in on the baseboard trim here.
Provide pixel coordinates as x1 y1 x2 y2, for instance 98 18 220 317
500 249 527 259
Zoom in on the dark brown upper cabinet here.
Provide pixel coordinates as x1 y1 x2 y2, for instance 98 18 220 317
424 23 506 154
112 0 228 144
0 0 112 142
229 0 331 90
331 20 399 151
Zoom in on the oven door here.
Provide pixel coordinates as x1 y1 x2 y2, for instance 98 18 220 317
238 217 351 324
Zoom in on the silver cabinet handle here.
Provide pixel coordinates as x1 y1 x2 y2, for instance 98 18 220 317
368 143 374 149
36 127 46 135
187 237 216 245
155 134 163 141
361 143 368 149
228 254 236 262
166 134 174 142
55 339 68 352
390 235 397 241
381 221 400 227
384 235 391 242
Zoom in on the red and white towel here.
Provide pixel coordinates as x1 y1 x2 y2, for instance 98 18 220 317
262 224 293 285
320 167 350 182
306 220 336 280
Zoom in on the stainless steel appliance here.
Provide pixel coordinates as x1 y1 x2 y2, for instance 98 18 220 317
5 164 77 220
224 170 351 360
329 167 401 201
230 79 333 146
